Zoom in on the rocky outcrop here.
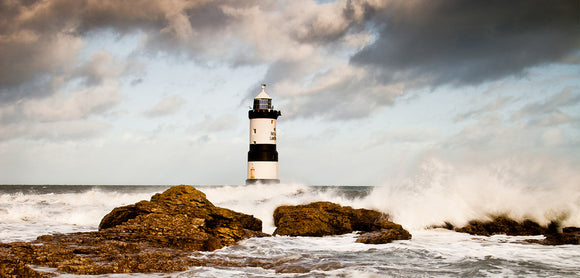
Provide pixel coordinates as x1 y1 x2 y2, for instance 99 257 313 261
97 185 266 250
0 249 54 278
440 216 580 245
455 216 547 236
540 223 580 245
273 201 411 244
355 225 412 244
0 185 268 276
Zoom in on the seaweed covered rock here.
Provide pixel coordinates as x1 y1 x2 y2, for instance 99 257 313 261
1 185 268 276
273 201 411 244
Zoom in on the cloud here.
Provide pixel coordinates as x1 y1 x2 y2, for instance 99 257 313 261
351 0 580 88
0 31 84 102
191 114 239 133
0 120 111 142
362 127 441 150
242 0 580 120
454 96 514 122
74 51 133 87
513 86 580 117
0 80 121 141
511 86 580 126
0 0 255 99
145 95 186 117
2 0 579 125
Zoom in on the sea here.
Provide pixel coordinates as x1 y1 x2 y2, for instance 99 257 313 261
1 182 579 278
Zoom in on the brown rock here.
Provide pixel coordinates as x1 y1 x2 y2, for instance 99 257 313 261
542 223 580 245
451 217 579 245
1 185 269 276
455 216 547 236
356 227 412 244
273 201 411 244
273 202 353 236
98 184 267 251
0 247 54 278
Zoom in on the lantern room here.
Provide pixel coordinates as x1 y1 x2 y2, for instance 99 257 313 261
253 84 273 110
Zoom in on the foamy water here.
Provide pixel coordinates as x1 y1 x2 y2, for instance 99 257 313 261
365 157 580 230
1 174 579 277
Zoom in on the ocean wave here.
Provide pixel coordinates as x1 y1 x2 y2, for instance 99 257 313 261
363 157 580 230
0 188 157 226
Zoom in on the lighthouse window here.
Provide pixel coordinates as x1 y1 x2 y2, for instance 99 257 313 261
253 129 256 133
258 99 270 109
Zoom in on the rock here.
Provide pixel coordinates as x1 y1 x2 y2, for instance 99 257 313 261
1 185 268 276
450 216 579 245
98 184 267 251
355 228 412 244
455 216 547 236
273 202 352 236
273 201 411 243
542 223 580 245
0 247 54 278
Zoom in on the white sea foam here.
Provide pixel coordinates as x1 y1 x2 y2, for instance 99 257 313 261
188 229 580 278
2 163 578 244
0 188 159 242
1 182 579 277
363 157 580 230
203 183 366 234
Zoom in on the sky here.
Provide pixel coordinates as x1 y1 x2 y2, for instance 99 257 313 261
0 0 579 186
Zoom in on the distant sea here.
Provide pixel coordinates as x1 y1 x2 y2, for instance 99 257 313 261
1 184 579 277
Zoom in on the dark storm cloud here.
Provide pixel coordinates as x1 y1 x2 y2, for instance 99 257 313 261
0 0 253 103
3 0 580 123
351 0 580 87
244 0 580 120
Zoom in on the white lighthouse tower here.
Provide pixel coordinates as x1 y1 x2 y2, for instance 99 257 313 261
246 84 281 184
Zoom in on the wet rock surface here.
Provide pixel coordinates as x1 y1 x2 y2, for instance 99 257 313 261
455 216 547 236
0 185 268 276
0 250 55 278
539 223 580 245
273 201 411 243
441 216 579 245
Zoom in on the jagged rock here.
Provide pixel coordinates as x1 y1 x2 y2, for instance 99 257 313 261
0 247 54 278
541 223 580 245
355 227 412 244
448 216 579 245
273 201 411 243
455 216 547 236
1 185 268 276
97 184 267 251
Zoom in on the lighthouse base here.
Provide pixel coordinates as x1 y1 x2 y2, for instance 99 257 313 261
245 179 280 185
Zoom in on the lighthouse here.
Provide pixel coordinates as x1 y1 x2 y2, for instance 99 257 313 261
246 84 281 184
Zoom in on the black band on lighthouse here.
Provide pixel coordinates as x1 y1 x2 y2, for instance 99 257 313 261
248 144 278 161
249 110 281 119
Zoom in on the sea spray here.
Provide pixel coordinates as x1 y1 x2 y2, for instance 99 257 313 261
0 186 163 242
363 157 580 230
1 184 578 277
203 183 370 234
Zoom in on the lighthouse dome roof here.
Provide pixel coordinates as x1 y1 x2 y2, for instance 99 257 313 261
255 84 271 99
